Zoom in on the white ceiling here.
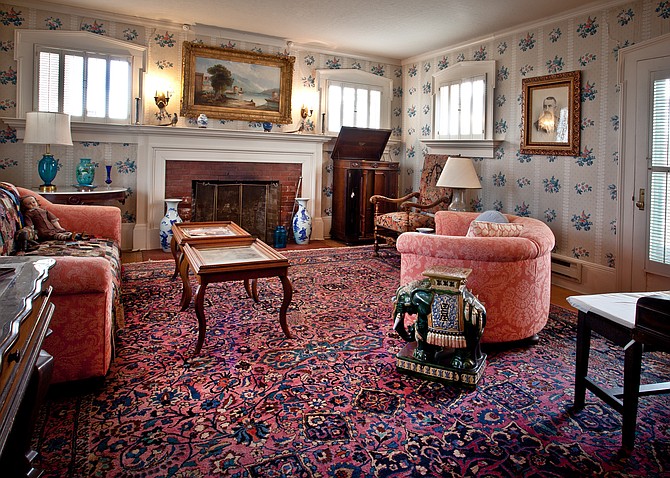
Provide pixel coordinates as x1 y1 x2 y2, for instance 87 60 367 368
47 0 612 61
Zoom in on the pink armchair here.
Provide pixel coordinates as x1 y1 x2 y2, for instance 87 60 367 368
396 211 555 343
15 187 122 383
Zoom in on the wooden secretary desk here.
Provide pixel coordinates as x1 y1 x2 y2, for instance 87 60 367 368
331 127 398 244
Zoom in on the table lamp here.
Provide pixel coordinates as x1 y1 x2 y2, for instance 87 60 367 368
23 112 73 192
436 156 481 211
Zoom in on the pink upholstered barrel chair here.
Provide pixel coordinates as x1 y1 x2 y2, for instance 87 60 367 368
370 154 452 255
396 210 555 343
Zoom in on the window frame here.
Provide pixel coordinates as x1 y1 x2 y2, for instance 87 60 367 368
317 69 392 135
420 60 502 158
15 30 146 123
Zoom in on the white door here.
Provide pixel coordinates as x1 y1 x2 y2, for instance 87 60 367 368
630 59 670 290
619 34 670 292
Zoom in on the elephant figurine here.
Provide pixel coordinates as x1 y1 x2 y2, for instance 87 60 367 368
393 266 487 376
392 278 439 362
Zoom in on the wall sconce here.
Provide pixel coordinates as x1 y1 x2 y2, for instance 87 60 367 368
299 105 313 132
154 90 172 121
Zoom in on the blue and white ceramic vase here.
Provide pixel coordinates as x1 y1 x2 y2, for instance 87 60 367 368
75 158 95 186
292 197 312 245
159 198 182 252
196 114 208 128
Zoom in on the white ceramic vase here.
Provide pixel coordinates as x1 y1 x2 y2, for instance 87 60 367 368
159 198 182 252
292 197 312 245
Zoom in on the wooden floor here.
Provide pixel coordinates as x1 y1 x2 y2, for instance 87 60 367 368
121 239 576 311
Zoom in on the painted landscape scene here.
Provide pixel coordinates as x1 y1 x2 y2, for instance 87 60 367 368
193 57 281 111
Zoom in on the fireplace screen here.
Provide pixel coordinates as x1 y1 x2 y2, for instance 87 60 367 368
192 181 279 243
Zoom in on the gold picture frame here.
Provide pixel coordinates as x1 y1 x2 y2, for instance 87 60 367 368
520 70 581 156
180 42 295 123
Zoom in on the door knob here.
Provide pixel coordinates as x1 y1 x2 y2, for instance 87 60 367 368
635 188 645 211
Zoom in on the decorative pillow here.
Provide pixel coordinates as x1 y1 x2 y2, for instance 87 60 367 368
466 221 524 237
475 210 508 223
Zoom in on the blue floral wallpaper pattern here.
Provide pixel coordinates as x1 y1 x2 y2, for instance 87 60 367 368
403 0 670 267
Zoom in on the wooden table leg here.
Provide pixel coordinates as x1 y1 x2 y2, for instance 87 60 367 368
278 274 293 339
622 340 643 449
194 281 208 355
243 279 259 302
573 311 591 409
170 235 180 280
179 257 192 311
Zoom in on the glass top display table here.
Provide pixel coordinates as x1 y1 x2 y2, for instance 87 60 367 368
179 237 293 354
170 221 252 280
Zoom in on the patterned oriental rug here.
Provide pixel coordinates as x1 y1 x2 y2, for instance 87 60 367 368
31 246 669 477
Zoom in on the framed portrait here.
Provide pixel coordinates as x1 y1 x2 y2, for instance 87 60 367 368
520 70 581 156
181 42 295 123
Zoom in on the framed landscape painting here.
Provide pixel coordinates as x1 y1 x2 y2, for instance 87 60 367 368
520 70 581 156
181 43 294 123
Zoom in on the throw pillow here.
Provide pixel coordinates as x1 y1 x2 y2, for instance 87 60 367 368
475 210 508 223
466 221 524 237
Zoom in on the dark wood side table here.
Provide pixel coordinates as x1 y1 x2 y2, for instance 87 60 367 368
34 186 127 205
179 238 293 354
0 257 56 477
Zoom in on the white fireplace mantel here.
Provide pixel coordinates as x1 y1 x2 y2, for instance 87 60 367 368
5 119 332 250
136 127 331 250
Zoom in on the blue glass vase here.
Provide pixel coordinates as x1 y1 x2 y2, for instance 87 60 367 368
273 225 287 248
37 153 59 192
75 158 95 186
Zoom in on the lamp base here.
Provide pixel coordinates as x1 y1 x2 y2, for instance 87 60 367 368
39 184 57 192
448 189 468 212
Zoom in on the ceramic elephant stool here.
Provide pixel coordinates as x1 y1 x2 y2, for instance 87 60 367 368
393 265 487 388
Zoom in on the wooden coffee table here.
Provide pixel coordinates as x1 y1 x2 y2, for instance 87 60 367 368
179 238 293 354
170 221 251 279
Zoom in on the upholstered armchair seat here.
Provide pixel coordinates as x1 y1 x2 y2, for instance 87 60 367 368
396 211 555 343
374 210 435 233
370 154 451 254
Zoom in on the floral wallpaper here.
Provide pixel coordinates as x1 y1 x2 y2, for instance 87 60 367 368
0 2 403 229
403 0 670 268
2 0 670 267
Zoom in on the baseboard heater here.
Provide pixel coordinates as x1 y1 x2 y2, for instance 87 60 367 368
551 253 583 283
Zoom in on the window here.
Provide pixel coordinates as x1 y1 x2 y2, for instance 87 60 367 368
15 30 146 123
317 69 392 134
436 75 485 139
432 61 496 141
648 73 670 266
37 47 131 121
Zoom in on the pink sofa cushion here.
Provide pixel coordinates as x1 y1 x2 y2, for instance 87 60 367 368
466 221 524 238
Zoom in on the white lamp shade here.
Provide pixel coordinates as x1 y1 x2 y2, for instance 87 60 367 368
23 112 73 146
436 156 481 189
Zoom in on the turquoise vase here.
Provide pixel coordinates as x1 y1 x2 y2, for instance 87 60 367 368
37 153 59 191
75 158 95 186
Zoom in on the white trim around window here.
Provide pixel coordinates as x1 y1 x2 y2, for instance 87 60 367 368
14 30 147 122
316 69 392 135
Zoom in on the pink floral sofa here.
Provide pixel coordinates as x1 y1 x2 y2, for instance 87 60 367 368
396 211 555 343
0 183 122 383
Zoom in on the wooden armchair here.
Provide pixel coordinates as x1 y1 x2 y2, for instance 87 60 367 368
370 154 452 255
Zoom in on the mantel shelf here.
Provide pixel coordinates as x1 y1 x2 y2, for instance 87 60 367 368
1 117 332 145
